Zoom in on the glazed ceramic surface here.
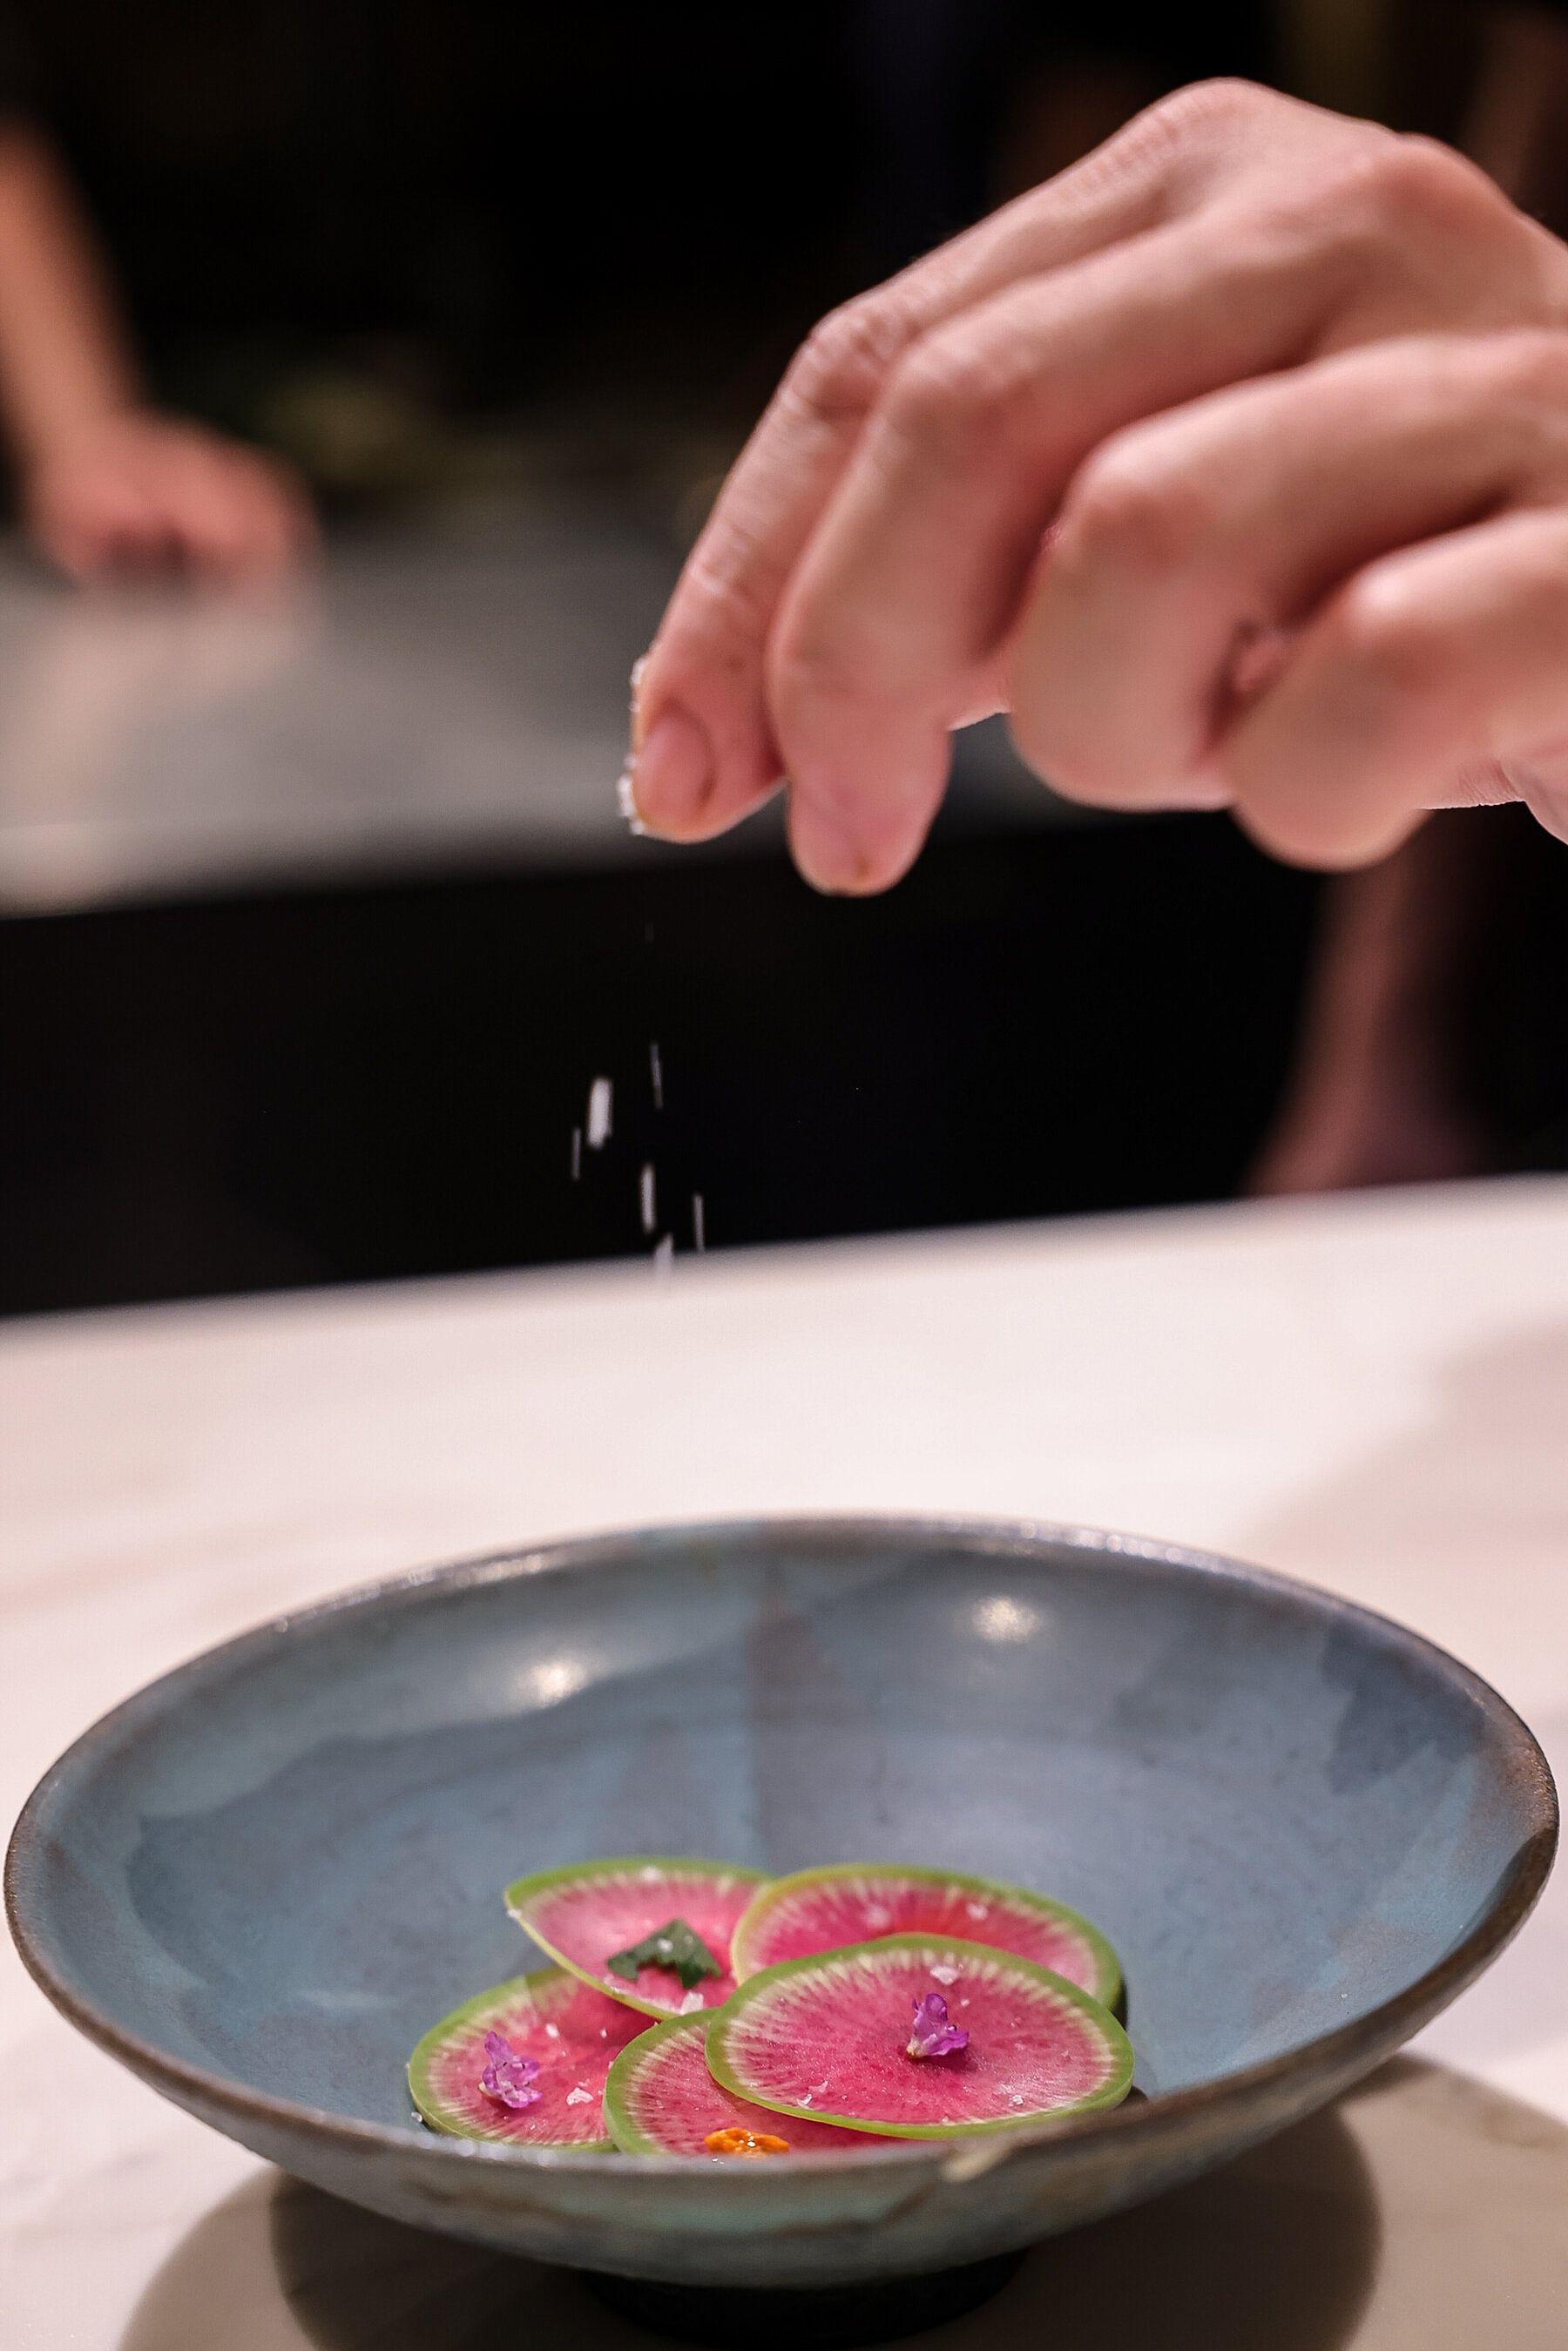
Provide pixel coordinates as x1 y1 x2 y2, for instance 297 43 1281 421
6 1518 1555 2289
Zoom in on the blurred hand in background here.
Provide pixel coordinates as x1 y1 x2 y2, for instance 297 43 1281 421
0 122 313 584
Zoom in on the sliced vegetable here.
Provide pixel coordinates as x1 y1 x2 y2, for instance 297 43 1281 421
507 1855 766 2017
707 1933 1133 2139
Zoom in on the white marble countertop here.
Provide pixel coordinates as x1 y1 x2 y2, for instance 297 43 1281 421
4 1179 1568 2345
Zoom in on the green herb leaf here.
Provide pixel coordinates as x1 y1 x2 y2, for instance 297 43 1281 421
605 1916 723 1990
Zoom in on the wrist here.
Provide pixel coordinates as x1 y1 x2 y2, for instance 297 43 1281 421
13 395 150 476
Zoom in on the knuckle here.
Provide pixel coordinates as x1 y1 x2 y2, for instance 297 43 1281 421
766 609 879 720
784 296 909 429
1058 439 1211 582
1317 132 1506 256
881 329 1032 466
1139 77 1279 145
1488 327 1568 410
1328 575 1449 707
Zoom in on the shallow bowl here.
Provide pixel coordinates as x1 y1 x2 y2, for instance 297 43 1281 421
6 1517 1556 2294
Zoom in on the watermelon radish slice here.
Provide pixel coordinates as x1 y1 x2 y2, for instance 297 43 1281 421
730 1863 1121 2010
409 1964 645 2145
707 1933 1132 2138
505 1855 767 2017
604 2013 875 2156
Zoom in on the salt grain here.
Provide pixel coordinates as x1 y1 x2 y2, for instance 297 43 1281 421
544 2023 561 2039
616 767 647 836
567 2086 593 2106
930 1964 959 1986
586 1078 612 1149
965 1902 988 1922
678 1990 706 2015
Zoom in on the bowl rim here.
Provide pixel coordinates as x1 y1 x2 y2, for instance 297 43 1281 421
5 1512 1558 2185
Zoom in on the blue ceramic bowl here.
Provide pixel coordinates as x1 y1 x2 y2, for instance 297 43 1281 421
6 1518 1556 2293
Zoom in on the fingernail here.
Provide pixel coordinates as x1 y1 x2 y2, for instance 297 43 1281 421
788 796 877 895
633 703 712 828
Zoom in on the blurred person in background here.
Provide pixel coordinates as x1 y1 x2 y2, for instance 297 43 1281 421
0 97 311 580
1253 1 1568 1192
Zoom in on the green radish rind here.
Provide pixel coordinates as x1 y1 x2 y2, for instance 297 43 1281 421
603 2012 875 2157
601 2016 691 2155
707 1932 1135 2139
504 1854 769 2018
407 1963 618 2148
729 1861 1124 2011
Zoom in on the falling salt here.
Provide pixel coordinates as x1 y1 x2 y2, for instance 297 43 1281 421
566 2086 593 2106
640 1163 657 1233
930 1964 959 1986
586 1078 612 1149
571 1127 582 1180
650 1041 664 1109
692 1192 706 1252
653 1234 675 1274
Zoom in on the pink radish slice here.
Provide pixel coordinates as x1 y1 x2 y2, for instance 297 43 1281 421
505 1855 767 2017
604 2013 875 2155
409 1965 645 2145
708 1934 1132 2138
731 1863 1120 2009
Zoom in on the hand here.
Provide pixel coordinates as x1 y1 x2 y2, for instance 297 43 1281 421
22 409 314 586
629 80 1568 888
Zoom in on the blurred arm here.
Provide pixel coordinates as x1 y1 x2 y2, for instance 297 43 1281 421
0 118 140 467
0 118 312 583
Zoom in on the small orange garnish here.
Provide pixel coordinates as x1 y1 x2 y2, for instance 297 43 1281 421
705 2125 791 2156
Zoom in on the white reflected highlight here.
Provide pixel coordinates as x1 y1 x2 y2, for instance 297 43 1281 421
515 1655 591 1708
973 1595 1041 1645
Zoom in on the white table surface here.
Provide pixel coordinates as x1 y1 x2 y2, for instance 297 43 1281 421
4 1179 1568 2346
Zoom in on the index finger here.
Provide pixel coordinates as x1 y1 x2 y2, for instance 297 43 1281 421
629 83 1335 843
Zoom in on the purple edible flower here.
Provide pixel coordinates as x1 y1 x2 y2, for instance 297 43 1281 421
480 2030 542 2109
906 1991 970 2060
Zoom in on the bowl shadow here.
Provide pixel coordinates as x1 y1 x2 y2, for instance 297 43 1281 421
119 2085 1382 2351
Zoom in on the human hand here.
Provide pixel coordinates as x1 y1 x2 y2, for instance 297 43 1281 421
629 80 1568 887
23 409 314 587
